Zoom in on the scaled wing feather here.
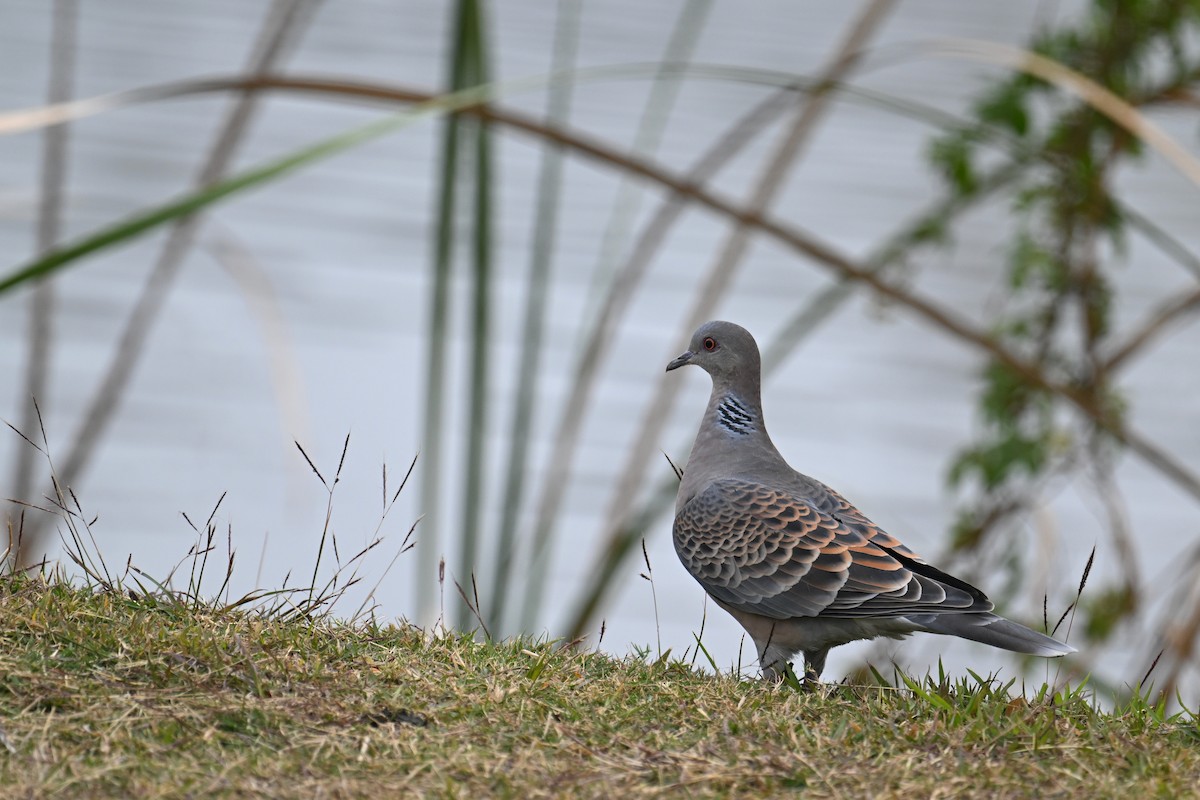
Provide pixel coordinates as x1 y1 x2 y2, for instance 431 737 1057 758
673 479 990 621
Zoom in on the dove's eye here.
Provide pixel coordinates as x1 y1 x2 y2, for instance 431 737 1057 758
703 337 717 351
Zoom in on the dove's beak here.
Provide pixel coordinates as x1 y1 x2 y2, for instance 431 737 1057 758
665 351 693 372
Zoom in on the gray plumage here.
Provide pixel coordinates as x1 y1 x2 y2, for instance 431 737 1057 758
666 320 1075 683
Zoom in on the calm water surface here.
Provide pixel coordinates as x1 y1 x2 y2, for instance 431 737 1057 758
2 0 1198 690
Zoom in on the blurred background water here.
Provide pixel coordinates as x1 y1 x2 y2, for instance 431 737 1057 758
2 0 1199 695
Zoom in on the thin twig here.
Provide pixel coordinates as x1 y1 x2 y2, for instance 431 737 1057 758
1123 205 1200 284
1103 287 1200 372
8 0 78 570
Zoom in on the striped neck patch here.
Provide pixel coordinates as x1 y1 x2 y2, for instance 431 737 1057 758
716 395 754 435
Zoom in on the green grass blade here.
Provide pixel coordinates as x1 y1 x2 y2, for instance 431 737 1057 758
416 1 474 626
455 0 493 632
0 60 1008 300
692 632 719 673
488 0 581 634
0 111 403 296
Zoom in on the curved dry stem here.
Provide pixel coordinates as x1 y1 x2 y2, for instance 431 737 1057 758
4 50 1198 193
4 69 1198 523
3 73 1197 502
202 225 313 474
1104 287 1200 373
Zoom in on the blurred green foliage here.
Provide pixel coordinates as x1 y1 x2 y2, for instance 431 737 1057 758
936 0 1200 639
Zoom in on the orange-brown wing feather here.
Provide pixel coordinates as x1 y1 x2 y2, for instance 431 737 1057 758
806 480 923 561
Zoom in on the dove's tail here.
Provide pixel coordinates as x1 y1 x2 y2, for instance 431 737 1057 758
909 613 1076 657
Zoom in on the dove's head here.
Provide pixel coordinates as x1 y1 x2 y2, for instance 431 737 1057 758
665 320 761 386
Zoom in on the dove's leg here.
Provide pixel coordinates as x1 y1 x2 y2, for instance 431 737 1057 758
758 653 789 682
802 648 828 686
757 639 797 683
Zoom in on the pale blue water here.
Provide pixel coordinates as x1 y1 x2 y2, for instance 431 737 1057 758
2 0 1198 694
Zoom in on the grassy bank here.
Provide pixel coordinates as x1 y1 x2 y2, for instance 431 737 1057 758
0 575 1197 799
